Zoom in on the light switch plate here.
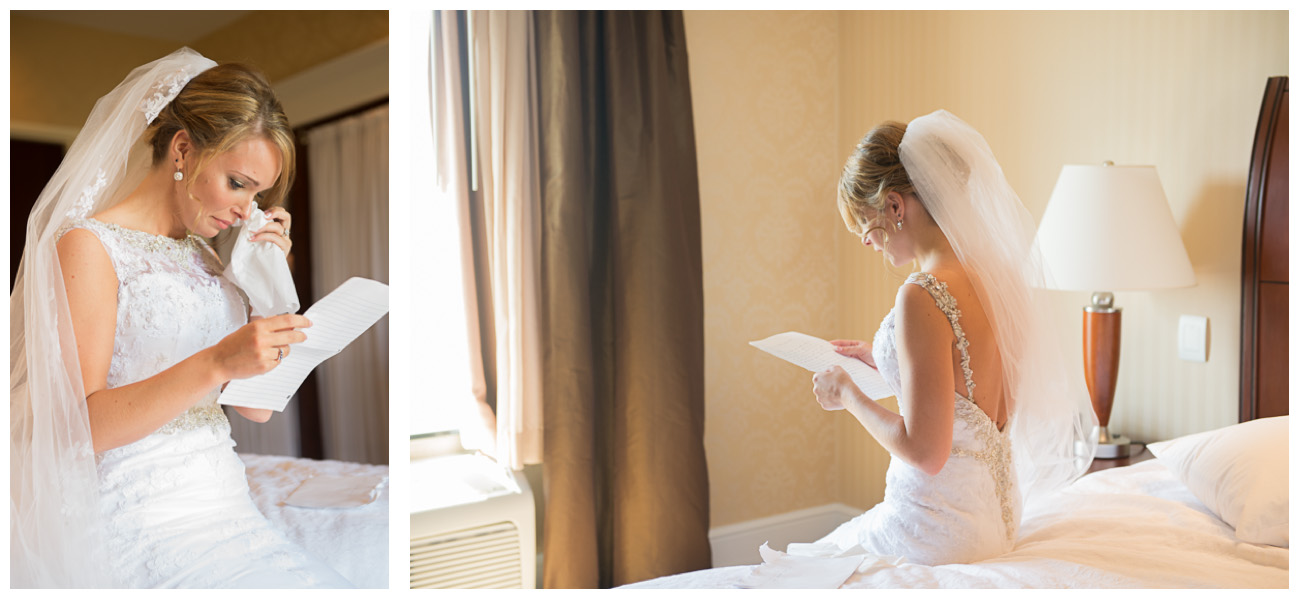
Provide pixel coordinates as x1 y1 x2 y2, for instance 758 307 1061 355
1178 315 1208 362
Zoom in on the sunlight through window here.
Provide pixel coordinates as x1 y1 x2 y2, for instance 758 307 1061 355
412 17 474 439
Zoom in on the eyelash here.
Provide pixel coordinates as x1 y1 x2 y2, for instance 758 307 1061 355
229 177 265 200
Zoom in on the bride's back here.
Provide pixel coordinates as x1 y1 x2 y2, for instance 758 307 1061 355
925 266 1007 429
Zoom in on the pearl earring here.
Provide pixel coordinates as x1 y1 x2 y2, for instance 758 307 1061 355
173 158 183 181
896 220 903 230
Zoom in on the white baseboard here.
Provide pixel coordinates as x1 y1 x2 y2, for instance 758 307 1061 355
709 503 863 567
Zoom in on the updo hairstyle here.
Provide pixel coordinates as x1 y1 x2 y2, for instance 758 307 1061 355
837 120 915 238
146 63 295 208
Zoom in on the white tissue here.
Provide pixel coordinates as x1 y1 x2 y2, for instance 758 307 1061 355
283 473 387 509
738 542 904 589
223 201 299 317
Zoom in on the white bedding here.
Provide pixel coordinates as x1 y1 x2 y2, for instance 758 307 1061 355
625 460 1288 588
241 454 390 588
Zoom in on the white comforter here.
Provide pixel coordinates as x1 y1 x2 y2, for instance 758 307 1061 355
241 454 390 589
626 461 1288 588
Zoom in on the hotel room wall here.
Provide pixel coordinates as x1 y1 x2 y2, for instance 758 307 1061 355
10 16 178 139
835 10 1288 510
687 10 1287 529
684 11 844 528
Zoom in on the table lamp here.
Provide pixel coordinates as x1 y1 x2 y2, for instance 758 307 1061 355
1036 163 1195 458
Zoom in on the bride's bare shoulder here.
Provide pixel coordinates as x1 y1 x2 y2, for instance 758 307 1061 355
894 281 952 335
925 267 971 290
924 267 985 306
56 225 116 283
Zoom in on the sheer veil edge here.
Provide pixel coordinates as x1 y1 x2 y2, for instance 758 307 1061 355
10 48 217 588
899 110 1098 504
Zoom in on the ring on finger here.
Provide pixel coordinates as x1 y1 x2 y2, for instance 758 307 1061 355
276 347 284 362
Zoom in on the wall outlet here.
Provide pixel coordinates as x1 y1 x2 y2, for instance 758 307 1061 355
1178 315 1208 362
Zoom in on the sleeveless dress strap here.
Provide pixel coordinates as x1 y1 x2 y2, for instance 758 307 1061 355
905 272 976 400
906 273 1016 541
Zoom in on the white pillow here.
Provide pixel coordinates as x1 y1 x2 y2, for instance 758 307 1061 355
1148 415 1288 547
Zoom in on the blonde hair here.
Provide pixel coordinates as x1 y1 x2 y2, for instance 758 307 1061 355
146 63 295 209
837 121 915 238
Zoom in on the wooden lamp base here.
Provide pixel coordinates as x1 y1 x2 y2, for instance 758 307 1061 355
1084 292 1130 459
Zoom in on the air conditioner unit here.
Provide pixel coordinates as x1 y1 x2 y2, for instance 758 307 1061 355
410 453 536 589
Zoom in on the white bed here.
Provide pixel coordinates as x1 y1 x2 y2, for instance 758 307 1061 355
625 418 1289 589
241 454 390 588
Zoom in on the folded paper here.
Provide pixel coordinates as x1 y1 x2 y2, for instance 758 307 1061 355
218 277 389 411
750 331 893 400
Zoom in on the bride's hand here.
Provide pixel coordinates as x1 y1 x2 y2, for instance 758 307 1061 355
812 366 859 411
251 206 293 256
210 313 311 381
830 339 876 368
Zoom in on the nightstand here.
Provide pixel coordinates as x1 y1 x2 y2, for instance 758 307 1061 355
1085 443 1154 474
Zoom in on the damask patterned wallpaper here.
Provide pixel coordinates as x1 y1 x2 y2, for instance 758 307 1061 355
685 11 845 528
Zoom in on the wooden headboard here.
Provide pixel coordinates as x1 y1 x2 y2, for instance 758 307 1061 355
1239 76 1289 422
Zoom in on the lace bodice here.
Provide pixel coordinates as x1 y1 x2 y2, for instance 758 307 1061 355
59 218 348 587
58 218 246 435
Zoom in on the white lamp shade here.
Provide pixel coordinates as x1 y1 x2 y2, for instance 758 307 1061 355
1036 164 1195 292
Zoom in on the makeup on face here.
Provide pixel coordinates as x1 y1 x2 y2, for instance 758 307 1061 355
183 137 280 237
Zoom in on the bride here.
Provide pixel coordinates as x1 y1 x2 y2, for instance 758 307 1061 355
807 110 1096 566
11 48 350 588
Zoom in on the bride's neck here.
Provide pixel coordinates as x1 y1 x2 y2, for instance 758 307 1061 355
913 222 960 273
104 167 189 239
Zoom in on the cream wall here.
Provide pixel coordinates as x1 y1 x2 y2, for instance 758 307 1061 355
688 10 1288 528
685 11 843 528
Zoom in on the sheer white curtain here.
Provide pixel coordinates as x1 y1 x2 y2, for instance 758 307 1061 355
434 10 542 469
307 105 390 465
431 10 493 450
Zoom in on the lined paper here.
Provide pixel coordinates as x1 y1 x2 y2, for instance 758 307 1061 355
749 331 893 400
219 277 389 411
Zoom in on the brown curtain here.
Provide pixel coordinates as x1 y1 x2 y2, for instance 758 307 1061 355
535 10 711 589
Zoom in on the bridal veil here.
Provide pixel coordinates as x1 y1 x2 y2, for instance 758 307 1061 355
10 48 217 587
898 110 1097 504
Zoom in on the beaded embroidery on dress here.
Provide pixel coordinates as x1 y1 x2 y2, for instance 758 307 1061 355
815 272 1020 566
57 218 350 588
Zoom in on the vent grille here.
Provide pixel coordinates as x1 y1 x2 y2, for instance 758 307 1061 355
411 520 522 589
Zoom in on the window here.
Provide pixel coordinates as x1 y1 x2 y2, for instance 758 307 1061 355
410 14 475 443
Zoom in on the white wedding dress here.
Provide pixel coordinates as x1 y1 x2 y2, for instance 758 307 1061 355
60 218 350 588
816 272 1021 566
